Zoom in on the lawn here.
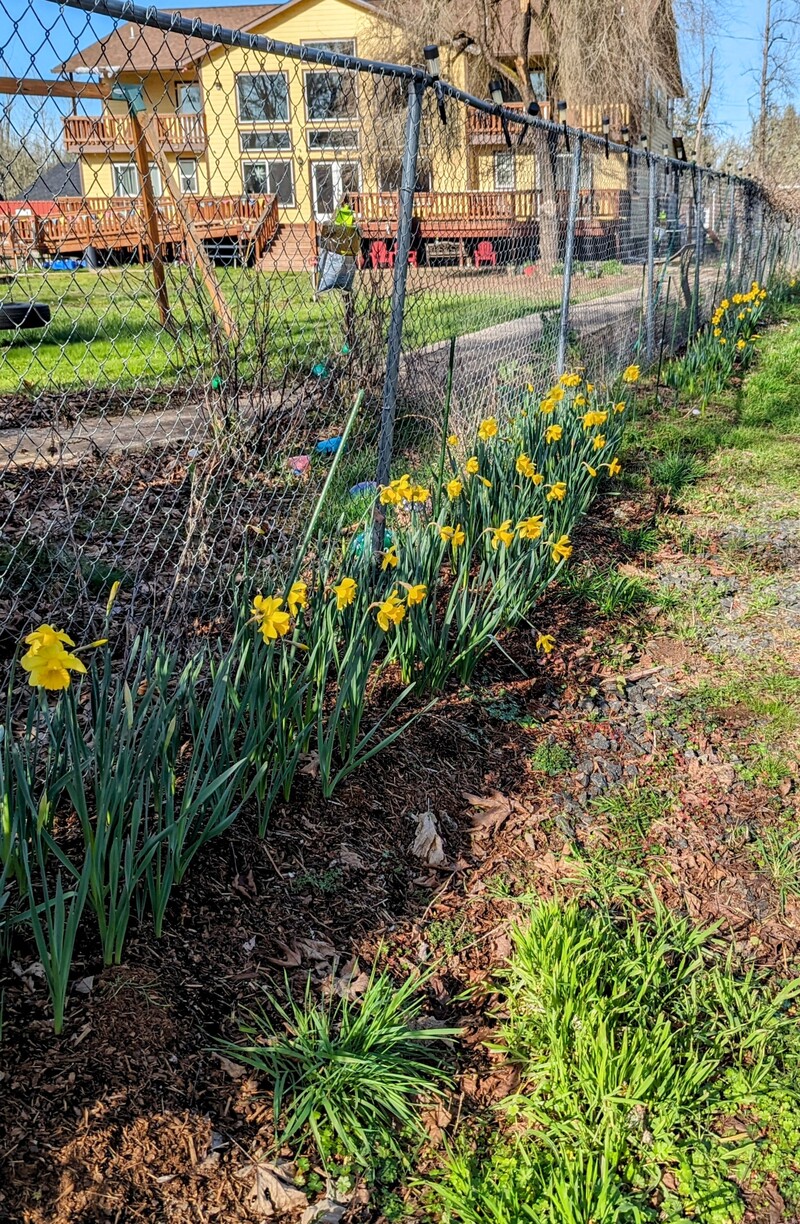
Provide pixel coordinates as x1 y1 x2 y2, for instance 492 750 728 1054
0 263 641 397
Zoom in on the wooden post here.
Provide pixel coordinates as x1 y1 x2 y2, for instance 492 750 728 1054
141 122 237 339
129 109 172 332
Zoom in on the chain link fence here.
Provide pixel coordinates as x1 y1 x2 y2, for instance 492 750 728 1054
1 0 798 660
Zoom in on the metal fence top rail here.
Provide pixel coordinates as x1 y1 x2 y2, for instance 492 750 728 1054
48 0 750 187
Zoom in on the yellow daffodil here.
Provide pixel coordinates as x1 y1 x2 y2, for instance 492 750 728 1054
551 534 572 563
606 457 622 477
532 471 544 485
720 298 730 310
582 410 608 429
405 582 427 606
592 434 606 451
20 624 88 691
410 485 429 504
516 453 536 479
376 591 406 631
106 581 121 616
287 580 308 616
549 386 565 402
540 397 556 414
719 337 727 346
536 633 556 654
586 382 595 393
613 401 625 414
447 433 459 446
736 338 746 351
381 546 399 571
574 394 587 408
446 478 463 500
518 515 544 540
252 595 291 643
478 476 492 488
490 519 514 550
333 577 357 610
465 456 480 475
546 424 563 444
379 474 413 506
546 482 567 502
738 311 745 321
478 416 498 441
560 372 582 387
713 327 721 338
622 364 640 383
582 462 598 477
440 523 466 548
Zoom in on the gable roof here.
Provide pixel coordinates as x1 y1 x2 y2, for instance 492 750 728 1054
56 0 385 76
56 6 277 74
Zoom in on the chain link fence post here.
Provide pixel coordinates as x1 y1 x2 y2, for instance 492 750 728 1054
556 131 583 375
372 75 425 552
645 151 657 364
691 166 703 335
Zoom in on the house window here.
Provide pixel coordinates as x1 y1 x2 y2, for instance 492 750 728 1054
242 160 295 206
148 164 163 197
177 82 202 114
494 150 515 190
528 69 547 100
236 73 290 123
301 38 356 56
113 162 139 197
378 158 432 193
177 158 198 194
240 130 292 152
555 152 593 192
305 70 357 121
310 161 361 219
307 128 359 150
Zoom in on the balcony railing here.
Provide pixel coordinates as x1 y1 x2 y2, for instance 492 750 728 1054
467 101 634 144
63 111 207 154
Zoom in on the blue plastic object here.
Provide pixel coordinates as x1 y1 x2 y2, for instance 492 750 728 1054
349 480 377 497
350 529 392 557
311 362 330 378
315 435 343 456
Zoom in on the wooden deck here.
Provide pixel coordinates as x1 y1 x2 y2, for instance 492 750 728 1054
63 112 207 155
0 194 279 262
467 101 634 144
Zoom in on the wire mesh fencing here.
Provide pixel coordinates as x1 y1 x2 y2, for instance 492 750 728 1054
1 0 798 662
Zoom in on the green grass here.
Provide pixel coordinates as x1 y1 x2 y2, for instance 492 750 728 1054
432 899 800 1223
0 266 558 396
530 741 573 777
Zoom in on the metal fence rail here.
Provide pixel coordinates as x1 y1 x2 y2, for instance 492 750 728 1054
1 0 798 659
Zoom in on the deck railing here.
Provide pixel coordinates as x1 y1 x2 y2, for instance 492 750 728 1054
63 111 207 153
467 100 634 143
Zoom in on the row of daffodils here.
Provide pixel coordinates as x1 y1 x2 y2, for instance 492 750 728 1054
1 364 636 1031
665 280 769 404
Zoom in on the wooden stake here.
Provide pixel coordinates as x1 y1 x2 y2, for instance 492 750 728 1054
129 109 172 333
141 122 237 340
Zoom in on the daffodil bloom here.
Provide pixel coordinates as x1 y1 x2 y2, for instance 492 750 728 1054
613 401 625 414
738 311 745 321
546 482 567 502
410 485 429 504
376 591 406 631
478 416 498 441
440 523 466 548
490 519 514 549
106 580 121 616
582 462 598 477
719 337 727 345
732 293 742 304
606 457 622 477
20 624 88 691
539 397 556 414
252 595 291 643
447 433 459 446
478 476 492 488
382 546 399 570
532 472 544 485
736 338 746 351
720 298 730 310
549 386 565 402
622 364 640 383
551 534 572 563
560 372 582 387
586 383 594 392
592 434 606 451
465 456 480 475
582 410 608 429
546 424 563 444
574 394 587 408
379 484 401 506
287 580 308 616
526 382 535 393
333 577 357 610
518 515 544 540
536 633 556 654
516 453 537 479
446 478 463 500
405 583 427 606
713 327 721 338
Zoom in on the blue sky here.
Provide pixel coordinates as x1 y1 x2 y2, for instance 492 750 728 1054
0 0 782 140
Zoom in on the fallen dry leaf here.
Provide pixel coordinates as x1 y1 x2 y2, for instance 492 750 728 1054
236 1158 308 1216
215 1054 248 1081
411 810 445 866
463 790 512 836
339 845 366 869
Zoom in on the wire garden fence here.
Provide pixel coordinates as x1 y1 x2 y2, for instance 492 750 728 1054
1 0 798 661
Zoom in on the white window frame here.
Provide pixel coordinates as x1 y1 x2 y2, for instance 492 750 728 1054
236 72 290 124
177 82 203 114
177 158 199 194
242 159 296 206
303 68 358 124
310 160 361 220
493 150 516 191
112 161 139 198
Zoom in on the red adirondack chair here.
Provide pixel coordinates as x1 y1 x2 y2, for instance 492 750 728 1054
474 240 497 267
369 240 393 268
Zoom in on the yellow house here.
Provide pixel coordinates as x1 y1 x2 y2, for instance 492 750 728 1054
52 0 682 266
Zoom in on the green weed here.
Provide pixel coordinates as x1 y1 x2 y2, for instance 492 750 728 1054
530 741 574 777
650 450 706 495
566 568 652 617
